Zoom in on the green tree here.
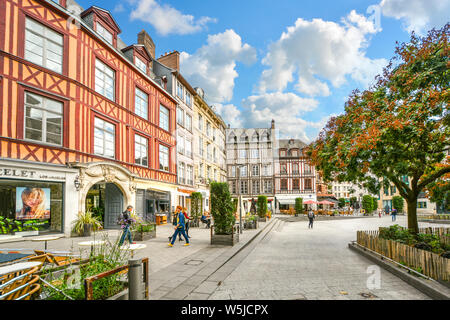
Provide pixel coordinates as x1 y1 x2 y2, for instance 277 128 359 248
295 198 303 216
308 25 450 233
257 195 268 219
350 197 358 208
392 196 405 213
362 195 374 214
210 182 235 235
372 196 379 212
191 192 203 224
338 198 346 208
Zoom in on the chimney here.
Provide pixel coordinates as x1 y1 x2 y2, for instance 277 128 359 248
271 119 275 129
157 50 180 72
137 30 155 59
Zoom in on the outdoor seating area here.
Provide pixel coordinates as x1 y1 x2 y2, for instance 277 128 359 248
0 261 42 300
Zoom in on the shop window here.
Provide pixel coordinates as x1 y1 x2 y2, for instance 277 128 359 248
0 179 63 234
24 92 63 145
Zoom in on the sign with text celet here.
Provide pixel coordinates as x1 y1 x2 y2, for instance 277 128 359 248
0 167 66 181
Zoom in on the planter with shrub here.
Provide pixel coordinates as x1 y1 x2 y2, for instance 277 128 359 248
210 182 237 246
131 222 156 241
71 211 103 237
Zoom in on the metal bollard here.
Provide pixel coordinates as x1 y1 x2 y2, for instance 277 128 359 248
128 259 143 300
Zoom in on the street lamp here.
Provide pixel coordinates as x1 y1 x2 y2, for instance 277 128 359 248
236 164 245 234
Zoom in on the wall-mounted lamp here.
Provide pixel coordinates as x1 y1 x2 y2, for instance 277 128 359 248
74 175 81 191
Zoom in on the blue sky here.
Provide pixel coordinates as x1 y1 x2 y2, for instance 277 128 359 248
73 0 449 141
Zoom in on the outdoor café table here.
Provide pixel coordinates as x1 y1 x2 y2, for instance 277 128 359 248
31 236 62 250
119 243 146 258
77 240 105 258
0 261 42 276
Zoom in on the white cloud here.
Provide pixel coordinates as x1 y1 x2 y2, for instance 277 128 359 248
180 29 257 103
380 0 450 35
258 10 387 97
212 103 243 128
129 0 217 36
238 92 324 142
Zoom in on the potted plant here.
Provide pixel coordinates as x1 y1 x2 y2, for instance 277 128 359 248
190 192 203 227
294 198 303 217
244 213 258 229
72 211 103 237
257 195 268 222
210 182 238 246
131 220 156 241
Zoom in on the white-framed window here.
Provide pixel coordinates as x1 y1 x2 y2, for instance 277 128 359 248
186 165 193 185
177 134 185 154
185 92 191 107
95 58 115 100
239 149 247 159
177 81 183 99
96 22 113 45
185 138 192 158
178 162 185 184
252 165 259 176
240 180 248 194
206 122 211 137
252 180 260 194
135 56 147 74
135 87 148 119
24 92 63 145
214 169 217 181
134 134 148 166
240 166 247 177
25 17 63 73
264 180 272 193
199 163 204 178
198 114 203 131
207 166 211 179
251 149 259 159
159 144 169 171
230 166 236 177
94 117 115 158
177 107 184 126
185 114 192 131
159 105 170 131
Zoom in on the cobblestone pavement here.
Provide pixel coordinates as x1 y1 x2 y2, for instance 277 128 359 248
209 216 445 300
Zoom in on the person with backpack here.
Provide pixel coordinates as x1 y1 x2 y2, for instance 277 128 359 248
118 205 136 246
307 209 315 229
168 206 190 247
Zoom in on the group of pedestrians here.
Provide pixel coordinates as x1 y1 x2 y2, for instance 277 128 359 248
168 206 191 247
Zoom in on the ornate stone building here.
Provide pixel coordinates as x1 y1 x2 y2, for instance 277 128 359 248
193 88 227 213
226 121 276 213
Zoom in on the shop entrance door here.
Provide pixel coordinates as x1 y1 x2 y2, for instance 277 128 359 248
104 183 123 229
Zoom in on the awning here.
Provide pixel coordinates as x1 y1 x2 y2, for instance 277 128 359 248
177 188 195 195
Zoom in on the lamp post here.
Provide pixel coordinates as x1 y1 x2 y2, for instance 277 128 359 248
236 164 245 234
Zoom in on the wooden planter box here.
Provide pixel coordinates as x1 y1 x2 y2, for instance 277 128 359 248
257 217 267 223
131 229 156 241
210 225 239 246
244 220 258 229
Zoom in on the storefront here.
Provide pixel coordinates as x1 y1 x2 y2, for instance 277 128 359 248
0 160 79 236
135 188 172 223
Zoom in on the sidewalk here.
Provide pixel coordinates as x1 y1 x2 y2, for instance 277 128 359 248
0 217 279 299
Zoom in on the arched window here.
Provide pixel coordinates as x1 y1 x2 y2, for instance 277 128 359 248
252 132 259 142
228 132 236 143
240 133 248 142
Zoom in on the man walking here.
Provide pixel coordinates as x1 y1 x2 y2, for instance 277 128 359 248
168 206 190 247
307 209 315 229
118 205 135 246
391 208 397 222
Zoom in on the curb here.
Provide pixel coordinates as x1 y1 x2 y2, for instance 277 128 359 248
418 219 450 225
348 242 450 300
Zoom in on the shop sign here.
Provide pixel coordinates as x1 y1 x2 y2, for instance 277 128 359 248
0 168 65 181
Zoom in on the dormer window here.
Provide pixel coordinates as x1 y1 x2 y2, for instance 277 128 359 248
135 56 147 74
96 22 113 45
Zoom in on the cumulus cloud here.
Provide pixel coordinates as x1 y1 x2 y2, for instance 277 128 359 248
180 29 257 103
212 103 244 128
129 0 217 36
380 0 450 35
238 92 324 142
258 10 387 97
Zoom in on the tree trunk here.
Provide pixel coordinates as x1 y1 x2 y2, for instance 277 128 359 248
406 199 419 234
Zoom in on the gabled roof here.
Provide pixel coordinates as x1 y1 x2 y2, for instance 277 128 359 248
80 6 121 34
121 44 152 62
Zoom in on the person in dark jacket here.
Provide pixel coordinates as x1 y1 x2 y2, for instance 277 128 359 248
118 205 135 246
168 207 190 247
391 208 397 221
307 209 315 229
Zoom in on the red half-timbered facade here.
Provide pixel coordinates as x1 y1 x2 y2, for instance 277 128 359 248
0 0 177 183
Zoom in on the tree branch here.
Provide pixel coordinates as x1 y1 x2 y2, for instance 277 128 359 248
417 166 450 190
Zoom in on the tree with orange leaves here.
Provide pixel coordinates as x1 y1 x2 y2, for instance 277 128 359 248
308 25 449 234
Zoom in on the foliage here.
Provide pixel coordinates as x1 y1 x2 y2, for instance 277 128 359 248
379 224 450 254
307 25 450 233
0 216 47 234
372 196 378 212
338 198 346 208
191 192 203 222
256 196 268 218
91 207 104 223
294 198 303 215
245 213 257 222
42 234 130 300
362 195 374 213
232 198 238 213
350 197 358 207
71 211 103 235
210 182 235 235
392 196 405 213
